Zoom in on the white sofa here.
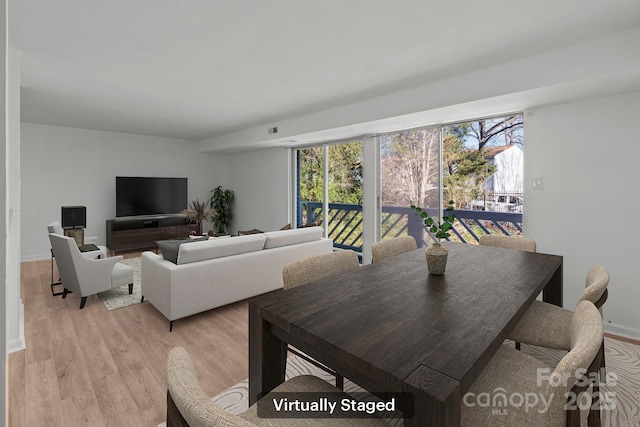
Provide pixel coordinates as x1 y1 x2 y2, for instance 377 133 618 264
140 226 332 330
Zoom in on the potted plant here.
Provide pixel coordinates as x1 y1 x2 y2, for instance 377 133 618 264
182 198 215 235
209 186 234 234
410 200 456 275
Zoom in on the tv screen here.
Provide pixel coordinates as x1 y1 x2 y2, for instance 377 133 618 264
116 177 188 218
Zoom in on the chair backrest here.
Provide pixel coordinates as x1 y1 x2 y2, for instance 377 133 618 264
371 236 417 263
282 250 359 289
579 264 609 310
478 234 536 252
166 347 255 427
47 221 64 235
49 233 83 294
544 300 603 425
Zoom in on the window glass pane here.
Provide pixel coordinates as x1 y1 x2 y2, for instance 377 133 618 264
296 141 364 255
442 115 524 242
296 147 323 227
380 128 440 247
327 141 363 253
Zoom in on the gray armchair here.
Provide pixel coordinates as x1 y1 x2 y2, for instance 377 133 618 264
48 221 109 296
48 233 134 309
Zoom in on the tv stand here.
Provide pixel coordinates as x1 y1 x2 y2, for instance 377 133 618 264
106 216 197 252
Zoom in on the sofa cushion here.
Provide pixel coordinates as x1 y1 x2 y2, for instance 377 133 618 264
263 226 323 249
156 236 208 264
177 233 267 265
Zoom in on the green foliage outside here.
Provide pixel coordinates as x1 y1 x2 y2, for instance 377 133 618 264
298 142 364 249
443 126 496 209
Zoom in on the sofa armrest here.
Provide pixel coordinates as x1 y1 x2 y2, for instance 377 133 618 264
141 251 177 320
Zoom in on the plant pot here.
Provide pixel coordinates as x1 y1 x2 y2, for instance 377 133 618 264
425 242 448 275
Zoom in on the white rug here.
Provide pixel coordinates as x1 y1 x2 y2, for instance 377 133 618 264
159 337 640 426
98 257 142 310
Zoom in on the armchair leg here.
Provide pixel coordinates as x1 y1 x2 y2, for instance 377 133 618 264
169 321 174 332
79 297 87 309
141 295 145 303
128 283 133 294
62 288 69 299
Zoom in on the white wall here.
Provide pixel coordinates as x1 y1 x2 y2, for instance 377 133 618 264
1 0 7 420
227 148 290 234
21 123 229 260
7 48 23 353
525 90 640 338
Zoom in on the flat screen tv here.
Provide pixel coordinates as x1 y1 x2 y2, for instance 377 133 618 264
116 177 188 218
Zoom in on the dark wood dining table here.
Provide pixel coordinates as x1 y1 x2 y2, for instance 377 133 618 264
249 241 563 426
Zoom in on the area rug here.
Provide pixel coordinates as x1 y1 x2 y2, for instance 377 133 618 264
158 337 640 426
98 257 142 310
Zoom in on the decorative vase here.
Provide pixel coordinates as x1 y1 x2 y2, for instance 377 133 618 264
425 242 448 275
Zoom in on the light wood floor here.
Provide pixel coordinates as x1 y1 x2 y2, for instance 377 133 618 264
10 253 638 427
9 252 250 427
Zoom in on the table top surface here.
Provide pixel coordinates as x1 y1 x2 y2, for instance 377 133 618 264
253 242 563 394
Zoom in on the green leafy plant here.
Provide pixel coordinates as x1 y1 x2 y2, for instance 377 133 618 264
410 200 456 240
209 186 234 234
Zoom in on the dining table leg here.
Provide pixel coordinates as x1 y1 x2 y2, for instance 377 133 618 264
404 365 461 426
248 300 287 406
542 263 563 307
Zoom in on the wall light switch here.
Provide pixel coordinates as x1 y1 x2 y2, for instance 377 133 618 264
532 177 543 190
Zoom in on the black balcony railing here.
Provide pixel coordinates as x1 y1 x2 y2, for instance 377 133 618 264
299 201 524 254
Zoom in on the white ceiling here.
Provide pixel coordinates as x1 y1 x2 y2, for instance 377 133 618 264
13 0 640 147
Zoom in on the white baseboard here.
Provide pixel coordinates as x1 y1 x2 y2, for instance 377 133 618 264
21 252 51 262
7 301 26 353
604 321 640 341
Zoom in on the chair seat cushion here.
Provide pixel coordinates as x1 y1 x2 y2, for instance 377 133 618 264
507 300 572 350
241 375 391 426
461 345 551 426
111 262 134 288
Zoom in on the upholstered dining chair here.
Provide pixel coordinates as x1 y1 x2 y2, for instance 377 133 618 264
461 300 604 427
166 346 391 427
282 250 360 390
282 249 360 290
49 233 134 309
508 264 609 373
371 235 417 263
478 234 536 252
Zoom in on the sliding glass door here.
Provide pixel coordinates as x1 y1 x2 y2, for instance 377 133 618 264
296 140 364 254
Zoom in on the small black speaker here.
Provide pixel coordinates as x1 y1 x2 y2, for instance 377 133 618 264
61 206 86 229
